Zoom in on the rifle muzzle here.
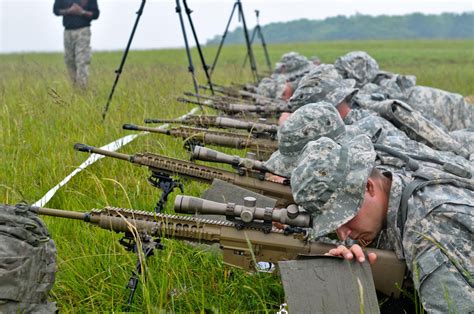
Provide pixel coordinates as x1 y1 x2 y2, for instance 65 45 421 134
122 124 140 131
174 195 310 227
74 143 94 153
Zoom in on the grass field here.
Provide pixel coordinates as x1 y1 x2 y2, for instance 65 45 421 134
1 40 473 312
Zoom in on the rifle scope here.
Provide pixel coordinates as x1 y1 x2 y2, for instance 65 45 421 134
192 146 270 173
174 195 309 227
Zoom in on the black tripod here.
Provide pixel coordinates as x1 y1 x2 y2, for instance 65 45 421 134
243 10 271 73
209 0 259 84
175 0 214 97
102 0 146 120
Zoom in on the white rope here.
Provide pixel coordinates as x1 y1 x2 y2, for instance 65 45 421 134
33 107 200 207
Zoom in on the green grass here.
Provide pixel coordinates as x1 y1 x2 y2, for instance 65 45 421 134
1 40 473 312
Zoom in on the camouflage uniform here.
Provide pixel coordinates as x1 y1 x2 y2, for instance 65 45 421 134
290 136 474 313
0 204 57 313
264 102 345 177
368 99 470 158
334 51 379 87
406 86 474 131
64 27 91 88
450 127 474 159
343 115 474 175
381 167 474 313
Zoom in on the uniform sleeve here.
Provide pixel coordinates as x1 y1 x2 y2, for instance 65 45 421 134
404 206 474 313
88 0 100 20
53 0 64 16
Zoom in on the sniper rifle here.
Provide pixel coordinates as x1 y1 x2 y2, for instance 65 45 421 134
122 124 277 158
73 143 292 209
16 196 405 301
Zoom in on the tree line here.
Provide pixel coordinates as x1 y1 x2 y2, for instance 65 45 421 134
206 12 474 44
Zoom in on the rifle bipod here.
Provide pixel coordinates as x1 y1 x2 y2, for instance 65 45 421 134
119 233 163 307
148 172 184 213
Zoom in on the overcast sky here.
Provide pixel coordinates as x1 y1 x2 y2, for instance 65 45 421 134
1 0 472 53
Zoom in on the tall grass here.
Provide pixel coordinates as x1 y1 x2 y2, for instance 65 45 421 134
1 40 473 311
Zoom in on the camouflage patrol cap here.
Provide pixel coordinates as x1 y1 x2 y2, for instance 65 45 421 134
334 51 380 87
297 64 342 88
264 102 345 177
291 135 376 238
274 52 312 74
256 77 277 98
289 76 358 111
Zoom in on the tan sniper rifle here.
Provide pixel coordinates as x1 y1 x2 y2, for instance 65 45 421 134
19 196 405 301
199 84 279 105
177 97 293 116
74 143 292 209
145 114 278 127
122 124 277 160
144 116 278 137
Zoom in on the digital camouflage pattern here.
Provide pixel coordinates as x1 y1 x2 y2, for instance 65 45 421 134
256 77 278 98
381 167 474 313
354 74 417 109
273 52 312 75
369 99 470 158
372 70 417 88
0 204 57 313
377 135 473 174
342 107 374 125
290 135 376 239
450 127 474 158
288 76 357 111
334 51 379 87
406 86 474 131
296 64 343 89
64 26 91 89
351 114 406 139
264 102 345 178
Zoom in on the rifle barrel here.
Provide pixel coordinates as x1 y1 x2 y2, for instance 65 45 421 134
74 143 131 162
37 207 87 220
123 124 169 134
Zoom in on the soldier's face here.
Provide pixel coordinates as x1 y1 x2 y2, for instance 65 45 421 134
336 178 388 243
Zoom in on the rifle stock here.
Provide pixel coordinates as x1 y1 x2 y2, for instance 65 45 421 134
27 203 405 298
74 143 292 206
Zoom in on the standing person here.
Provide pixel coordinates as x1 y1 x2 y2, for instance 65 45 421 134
53 0 99 89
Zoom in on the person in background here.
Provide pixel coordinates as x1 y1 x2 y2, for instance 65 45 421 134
53 0 99 89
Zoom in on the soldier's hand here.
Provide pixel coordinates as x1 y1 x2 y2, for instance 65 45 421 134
68 3 84 15
326 244 377 265
266 173 286 184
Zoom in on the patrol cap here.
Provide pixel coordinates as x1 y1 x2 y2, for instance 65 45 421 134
291 135 376 238
264 102 345 177
334 51 380 87
289 76 358 111
274 52 312 74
